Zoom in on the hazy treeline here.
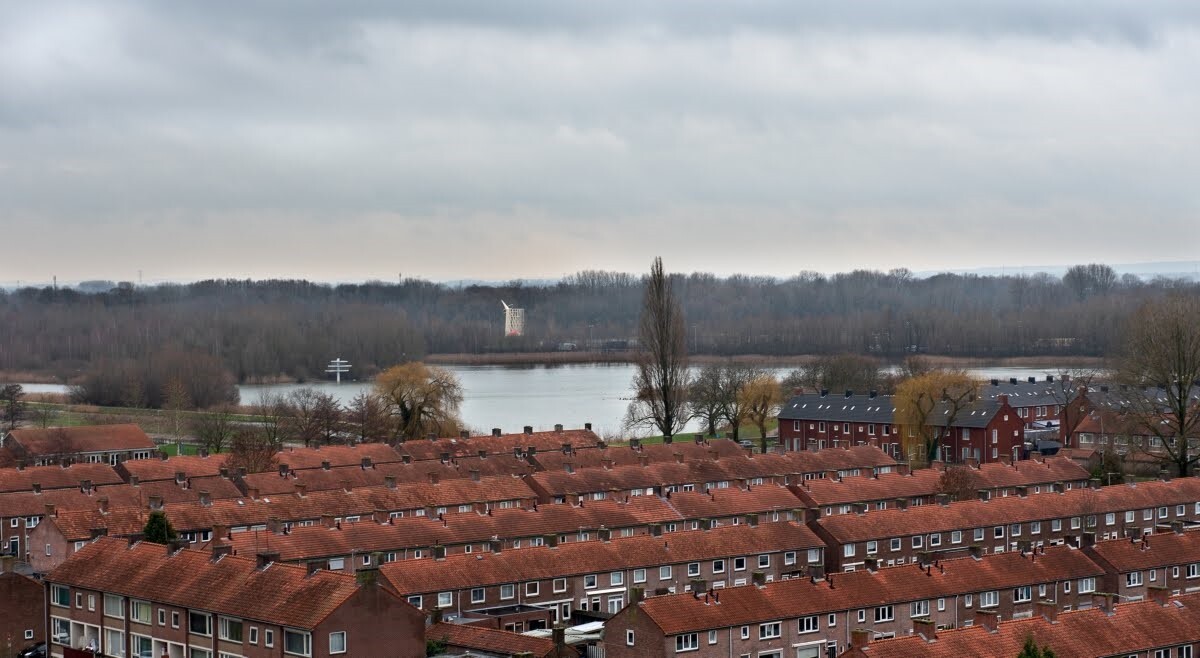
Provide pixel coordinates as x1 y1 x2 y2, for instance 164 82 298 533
1 265 1195 384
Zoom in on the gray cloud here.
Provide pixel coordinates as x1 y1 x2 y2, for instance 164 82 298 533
1 1 1198 282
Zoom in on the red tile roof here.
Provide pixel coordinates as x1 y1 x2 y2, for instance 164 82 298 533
380 522 823 595
848 593 1200 658
398 429 603 462
0 462 124 493
428 622 570 658
0 485 153 518
215 497 685 562
626 545 1103 636
117 454 226 481
816 478 1200 543
790 469 944 507
1086 528 1200 573
48 536 390 629
971 456 1092 488
532 440 743 471
665 485 805 519
242 456 535 495
273 442 405 470
5 424 155 455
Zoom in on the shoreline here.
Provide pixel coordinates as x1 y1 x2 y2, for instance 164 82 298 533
1 353 1110 385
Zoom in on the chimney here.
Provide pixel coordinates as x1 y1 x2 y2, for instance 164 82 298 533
148 495 163 511
306 560 323 576
472 501 488 515
552 626 566 652
808 564 825 582
469 469 480 482
649 523 662 537
638 455 649 468
1159 468 1173 482
321 514 336 528
478 450 487 460
427 432 437 441
819 389 829 398
492 428 502 437
689 578 707 594
850 629 871 650
199 490 211 507
248 487 259 500
630 586 644 604
1010 378 1018 385
751 571 766 587
895 497 910 510
361 457 373 470
544 534 559 548
321 460 331 470
384 476 396 489
1148 586 1170 607
166 539 187 555
1091 592 1115 616
561 442 573 455
256 551 280 569
563 462 574 474
1036 599 1058 623
295 483 307 497
554 423 564 433
427 472 440 485
267 517 283 534
584 422 593 431
81 479 93 494
744 513 759 527
913 617 936 642
159 451 169 461
373 509 390 524
935 493 950 506
969 545 983 560
1015 485 1028 498
31 482 41 494
869 390 878 399
460 430 471 440
278 463 289 477
89 527 108 539
401 454 411 464
488 538 503 554
439 452 450 464
700 518 715 531
433 544 446 561
600 458 613 470
598 527 612 542
844 390 853 398
674 452 685 464
991 378 999 386
97 497 109 514
864 557 879 573
630 438 641 450
896 463 911 476
524 426 534 435
974 610 999 633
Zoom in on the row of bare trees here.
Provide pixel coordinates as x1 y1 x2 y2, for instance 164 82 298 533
3 265 1197 383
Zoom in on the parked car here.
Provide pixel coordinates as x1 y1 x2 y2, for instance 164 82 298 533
17 642 46 658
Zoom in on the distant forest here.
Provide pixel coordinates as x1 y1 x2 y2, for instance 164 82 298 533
1 265 1196 383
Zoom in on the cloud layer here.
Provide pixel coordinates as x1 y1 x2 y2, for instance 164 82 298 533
2 2 1197 282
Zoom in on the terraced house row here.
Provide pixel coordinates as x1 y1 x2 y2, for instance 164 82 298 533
604 526 1200 658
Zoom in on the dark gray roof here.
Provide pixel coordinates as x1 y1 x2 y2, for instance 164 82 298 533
978 379 1068 407
779 394 1005 428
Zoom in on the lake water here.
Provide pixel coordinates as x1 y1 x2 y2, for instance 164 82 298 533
19 363 1086 439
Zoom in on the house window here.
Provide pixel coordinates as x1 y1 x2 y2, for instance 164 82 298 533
437 592 453 608
951 531 962 544
758 555 770 569
406 596 422 609
329 631 347 654
675 633 698 652
759 622 781 639
171 611 180 629
890 538 901 552
284 629 312 656
660 565 673 580
220 617 243 642
980 591 999 608
634 569 646 583
611 572 625 586
866 541 878 555
471 588 486 603
1188 564 1200 579
973 528 985 542
819 422 826 432
740 626 750 640
1078 577 1095 593
713 559 726 573
626 630 635 646
584 575 598 589
1014 586 1032 603
1051 519 1062 532
265 629 275 648
857 610 866 623
554 578 567 592
50 585 70 608
130 600 150 624
911 600 929 617
874 606 894 622
189 612 212 636
929 534 942 547
844 544 855 558
734 557 746 571
799 616 818 633
1127 571 1143 587
994 526 1005 539
938 598 946 612
708 630 718 645
501 584 517 600
912 535 923 549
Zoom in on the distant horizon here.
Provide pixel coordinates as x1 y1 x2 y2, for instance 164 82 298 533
3 258 1200 290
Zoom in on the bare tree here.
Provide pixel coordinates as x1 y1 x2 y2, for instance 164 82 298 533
162 378 191 441
191 406 237 454
1117 295 1200 476
690 364 727 437
283 388 325 447
935 465 983 502
345 391 390 443
624 257 691 442
223 426 280 474
313 392 343 444
1063 263 1118 301
720 365 760 442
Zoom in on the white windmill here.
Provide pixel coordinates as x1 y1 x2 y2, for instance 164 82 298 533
501 300 525 337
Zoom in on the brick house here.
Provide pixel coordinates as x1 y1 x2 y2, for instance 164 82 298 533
0 462 124 494
1083 526 1200 602
778 393 1025 465
210 496 687 570
45 535 426 658
812 477 1200 572
398 426 603 463
379 522 824 632
843 589 1200 658
426 622 576 658
0 556 44 652
603 544 1103 658
3 425 157 467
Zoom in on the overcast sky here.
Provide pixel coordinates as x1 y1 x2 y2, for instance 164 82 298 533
2 1 1198 284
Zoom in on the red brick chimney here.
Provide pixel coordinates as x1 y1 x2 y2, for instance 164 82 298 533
975 610 999 633
849 629 871 650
